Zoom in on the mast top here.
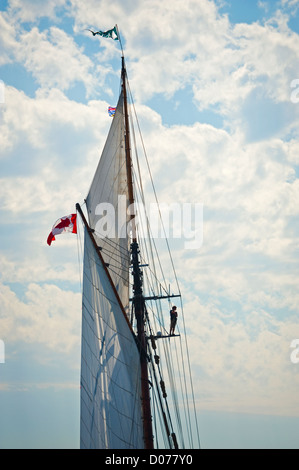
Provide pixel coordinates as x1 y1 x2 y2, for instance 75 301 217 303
115 24 124 58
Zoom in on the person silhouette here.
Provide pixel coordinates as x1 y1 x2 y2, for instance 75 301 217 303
170 306 178 335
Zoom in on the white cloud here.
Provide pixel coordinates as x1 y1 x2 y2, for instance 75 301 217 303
0 86 112 216
0 253 79 285
67 0 299 126
281 0 299 9
0 281 81 354
184 296 299 416
0 11 19 66
16 26 96 94
7 0 67 23
133 96 299 417
0 0 298 422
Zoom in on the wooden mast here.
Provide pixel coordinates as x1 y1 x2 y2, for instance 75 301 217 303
121 56 136 240
121 56 154 450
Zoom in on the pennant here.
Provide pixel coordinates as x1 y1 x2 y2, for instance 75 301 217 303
108 106 116 117
47 214 77 246
86 26 119 41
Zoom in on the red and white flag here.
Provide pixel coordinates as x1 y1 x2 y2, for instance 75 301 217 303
47 214 77 246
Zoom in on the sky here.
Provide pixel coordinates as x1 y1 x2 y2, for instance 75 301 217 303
0 0 299 450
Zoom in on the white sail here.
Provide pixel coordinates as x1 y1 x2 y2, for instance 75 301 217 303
85 91 130 316
79 55 200 450
80 86 145 449
80 227 144 449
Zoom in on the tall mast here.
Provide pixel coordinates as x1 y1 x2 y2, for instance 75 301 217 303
121 56 154 450
121 56 136 241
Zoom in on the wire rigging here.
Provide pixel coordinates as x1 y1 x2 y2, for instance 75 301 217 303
77 53 200 449
125 78 200 449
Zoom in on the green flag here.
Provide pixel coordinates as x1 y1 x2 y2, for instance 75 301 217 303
87 26 119 41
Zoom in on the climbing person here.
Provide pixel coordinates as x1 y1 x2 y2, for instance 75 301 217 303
169 306 178 335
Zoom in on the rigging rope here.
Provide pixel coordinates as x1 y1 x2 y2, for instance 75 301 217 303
127 78 201 449
77 66 201 449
